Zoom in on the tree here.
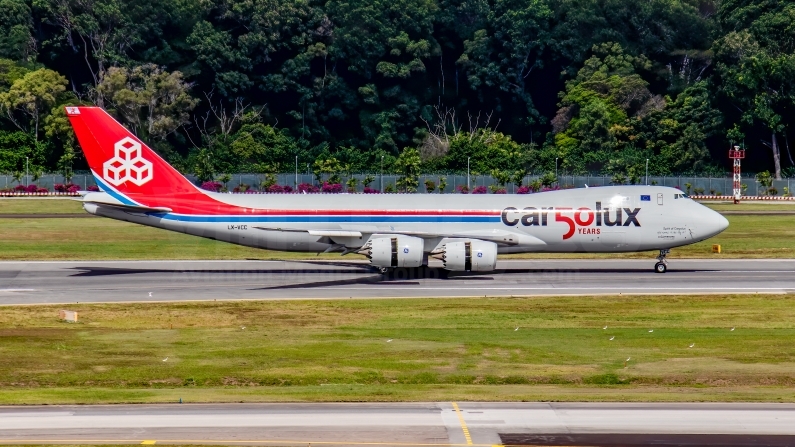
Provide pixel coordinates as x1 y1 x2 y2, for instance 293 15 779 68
395 147 421 192
456 0 551 119
0 68 67 140
35 0 198 90
0 130 46 173
714 1 795 179
550 43 659 173
95 64 198 141
312 156 343 184
0 0 35 61
230 122 302 173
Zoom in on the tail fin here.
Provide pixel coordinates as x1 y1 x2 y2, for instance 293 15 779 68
66 106 197 198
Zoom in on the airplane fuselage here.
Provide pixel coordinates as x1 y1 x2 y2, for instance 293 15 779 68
83 185 728 256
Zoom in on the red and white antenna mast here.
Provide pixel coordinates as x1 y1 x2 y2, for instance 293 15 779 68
729 145 745 204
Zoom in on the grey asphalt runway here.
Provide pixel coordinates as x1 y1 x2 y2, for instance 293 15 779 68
1 402 794 446
2 259 795 305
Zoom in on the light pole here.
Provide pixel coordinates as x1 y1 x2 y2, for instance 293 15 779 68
381 155 384 193
295 155 298 188
25 157 29 187
467 157 470 190
645 159 649 185
555 157 558 185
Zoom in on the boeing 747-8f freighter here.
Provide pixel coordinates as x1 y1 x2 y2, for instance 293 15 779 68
66 106 728 273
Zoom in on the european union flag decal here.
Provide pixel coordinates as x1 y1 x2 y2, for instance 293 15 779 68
641 195 651 201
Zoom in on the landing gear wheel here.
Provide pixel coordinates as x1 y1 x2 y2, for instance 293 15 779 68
654 249 670 273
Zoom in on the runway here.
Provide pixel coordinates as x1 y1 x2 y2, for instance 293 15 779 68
1 402 794 446
1 259 794 305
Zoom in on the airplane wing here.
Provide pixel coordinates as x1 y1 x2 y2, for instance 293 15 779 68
252 226 535 246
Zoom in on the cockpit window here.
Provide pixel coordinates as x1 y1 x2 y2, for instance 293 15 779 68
674 193 690 199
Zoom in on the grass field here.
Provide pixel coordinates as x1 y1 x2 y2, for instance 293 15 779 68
0 198 84 214
1 199 794 260
2 197 795 214
1 214 793 260
1 295 794 404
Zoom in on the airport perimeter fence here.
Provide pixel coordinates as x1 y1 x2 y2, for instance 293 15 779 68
2 173 794 196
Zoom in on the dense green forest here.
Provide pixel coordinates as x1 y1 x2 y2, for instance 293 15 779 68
0 0 793 183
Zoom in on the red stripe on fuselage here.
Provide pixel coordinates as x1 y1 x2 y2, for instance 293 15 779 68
123 192 500 216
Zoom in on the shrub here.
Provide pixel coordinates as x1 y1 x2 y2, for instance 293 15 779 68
384 183 395 193
321 182 343 193
472 186 488 194
516 185 531 194
201 181 222 192
456 185 469 194
25 184 37 193
54 183 66 192
363 187 380 194
693 187 705 195
86 185 100 192
36 187 49 193
297 183 319 193
768 187 778 196
14 184 25 192
266 184 284 193
492 188 507 194
424 179 436 193
541 185 561 192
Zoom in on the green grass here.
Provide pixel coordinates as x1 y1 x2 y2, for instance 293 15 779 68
1 199 794 260
704 202 795 211
1 296 795 404
0 198 84 214
1 214 793 260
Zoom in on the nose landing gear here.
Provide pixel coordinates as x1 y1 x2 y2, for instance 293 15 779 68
654 249 670 273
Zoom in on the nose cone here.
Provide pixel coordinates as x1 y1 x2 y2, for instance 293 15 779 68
701 208 729 238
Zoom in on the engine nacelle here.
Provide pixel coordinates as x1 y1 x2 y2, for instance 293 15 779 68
359 236 424 268
432 240 498 271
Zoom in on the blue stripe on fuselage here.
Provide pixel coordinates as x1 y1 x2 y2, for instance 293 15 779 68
151 213 500 223
92 174 139 206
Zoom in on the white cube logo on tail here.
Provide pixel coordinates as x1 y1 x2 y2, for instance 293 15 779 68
103 137 153 186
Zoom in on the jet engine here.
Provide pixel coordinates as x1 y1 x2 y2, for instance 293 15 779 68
358 236 424 268
431 240 498 271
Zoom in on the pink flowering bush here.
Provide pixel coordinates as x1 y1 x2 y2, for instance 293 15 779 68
471 186 488 194
516 186 531 194
36 187 49 193
297 183 319 193
321 182 343 193
86 185 100 192
363 187 380 194
69 185 82 193
456 185 469 194
267 184 293 193
492 188 507 194
201 181 222 192
541 185 561 192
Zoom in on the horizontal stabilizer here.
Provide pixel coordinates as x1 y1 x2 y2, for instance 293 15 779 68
84 201 172 214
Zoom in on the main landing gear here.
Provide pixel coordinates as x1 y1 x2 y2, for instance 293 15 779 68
654 249 670 273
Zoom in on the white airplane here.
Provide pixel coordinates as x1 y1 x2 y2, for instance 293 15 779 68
66 106 728 274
